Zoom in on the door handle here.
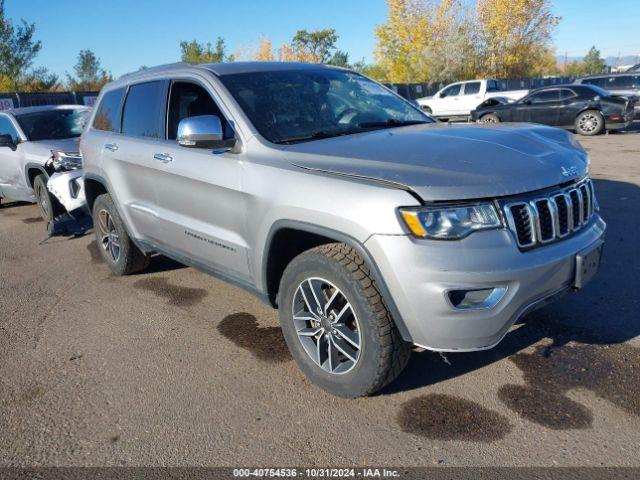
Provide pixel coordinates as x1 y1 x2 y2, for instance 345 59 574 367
153 153 173 163
104 143 118 152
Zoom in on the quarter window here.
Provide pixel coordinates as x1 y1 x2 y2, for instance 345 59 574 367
121 81 166 139
93 88 124 132
0 115 19 144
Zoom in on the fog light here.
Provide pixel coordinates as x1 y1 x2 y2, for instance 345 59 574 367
447 287 507 310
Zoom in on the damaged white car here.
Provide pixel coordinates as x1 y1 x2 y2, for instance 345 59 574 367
0 105 90 222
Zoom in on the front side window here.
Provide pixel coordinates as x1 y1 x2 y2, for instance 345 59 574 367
463 82 481 95
219 69 429 144
121 81 166 139
15 109 88 141
442 84 461 97
167 81 232 140
527 90 559 104
93 88 124 132
558 89 576 100
0 115 20 144
583 77 605 88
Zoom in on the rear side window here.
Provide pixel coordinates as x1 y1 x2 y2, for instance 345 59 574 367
528 90 559 103
121 81 166 139
93 88 124 132
606 76 632 88
463 82 481 95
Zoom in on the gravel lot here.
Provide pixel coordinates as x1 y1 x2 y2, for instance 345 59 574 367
1 127 639 468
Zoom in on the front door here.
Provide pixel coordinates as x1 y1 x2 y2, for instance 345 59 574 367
151 79 251 281
0 114 31 201
520 89 562 125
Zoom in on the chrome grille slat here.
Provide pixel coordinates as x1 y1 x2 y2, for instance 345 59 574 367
504 179 596 249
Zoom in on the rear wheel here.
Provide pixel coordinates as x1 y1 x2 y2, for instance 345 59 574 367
278 243 411 397
34 174 62 222
575 110 604 136
92 193 150 275
479 113 500 124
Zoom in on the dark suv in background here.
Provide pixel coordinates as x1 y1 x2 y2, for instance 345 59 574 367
575 73 640 118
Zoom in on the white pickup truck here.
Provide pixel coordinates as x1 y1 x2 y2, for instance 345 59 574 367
417 79 529 120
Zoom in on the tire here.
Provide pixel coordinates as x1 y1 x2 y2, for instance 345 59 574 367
33 174 63 222
479 113 500 124
278 243 411 397
575 110 604 136
92 193 150 275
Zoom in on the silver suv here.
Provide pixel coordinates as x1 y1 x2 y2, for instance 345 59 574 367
81 62 606 397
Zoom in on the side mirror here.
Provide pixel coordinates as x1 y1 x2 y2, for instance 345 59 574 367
0 134 16 151
439 92 446 98
522 99 532 105
177 115 234 150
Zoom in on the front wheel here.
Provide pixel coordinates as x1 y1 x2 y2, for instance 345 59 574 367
479 113 500 124
92 193 150 275
575 110 604 136
278 243 411 397
34 174 63 222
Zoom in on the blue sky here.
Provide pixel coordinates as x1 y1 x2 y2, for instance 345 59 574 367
6 0 640 78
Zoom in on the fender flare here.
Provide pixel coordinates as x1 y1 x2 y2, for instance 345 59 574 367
24 162 50 187
262 219 413 343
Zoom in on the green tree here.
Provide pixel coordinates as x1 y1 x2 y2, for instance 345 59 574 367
20 67 59 92
582 46 606 75
280 28 338 63
327 50 350 67
0 0 42 90
66 49 111 91
180 37 233 63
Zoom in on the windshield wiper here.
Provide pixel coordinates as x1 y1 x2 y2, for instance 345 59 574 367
357 119 430 129
275 130 347 144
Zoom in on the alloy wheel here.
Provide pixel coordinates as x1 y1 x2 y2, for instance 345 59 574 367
35 181 50 219
97 209 121 262
292 277 361 374
579 113 599 133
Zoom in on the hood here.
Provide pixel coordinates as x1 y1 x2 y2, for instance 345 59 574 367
22 137 81 164
282 123 589 201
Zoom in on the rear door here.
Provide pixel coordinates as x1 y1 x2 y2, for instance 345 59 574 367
458 81 482 115
150 78 251 281
99 81 168 242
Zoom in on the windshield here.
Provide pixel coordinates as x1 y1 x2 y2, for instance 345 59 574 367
15 109 89 141
583 84 613 97
219 68 431 144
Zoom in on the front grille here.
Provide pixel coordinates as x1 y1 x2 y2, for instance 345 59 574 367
504 179 596 249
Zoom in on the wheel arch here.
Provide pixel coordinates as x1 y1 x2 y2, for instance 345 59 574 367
24 163 50 188
262 220 413 343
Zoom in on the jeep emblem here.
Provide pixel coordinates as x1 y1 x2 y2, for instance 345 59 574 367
561 166 578 177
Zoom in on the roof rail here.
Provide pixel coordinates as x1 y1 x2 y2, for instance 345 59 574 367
118 62 194 79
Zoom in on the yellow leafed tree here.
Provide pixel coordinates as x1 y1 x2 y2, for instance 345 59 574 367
254 36 275 61
374 0 460 83
475 0 560 78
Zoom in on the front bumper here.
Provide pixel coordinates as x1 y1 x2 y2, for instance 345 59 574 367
365 214 606 351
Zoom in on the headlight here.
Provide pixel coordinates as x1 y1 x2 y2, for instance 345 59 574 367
51 150 82 171
399 203 503 240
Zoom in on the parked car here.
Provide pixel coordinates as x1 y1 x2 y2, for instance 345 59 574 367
416 79 529 120
471 84 635 135
81 62 605 397
574 73 640 118
0 105 89 220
